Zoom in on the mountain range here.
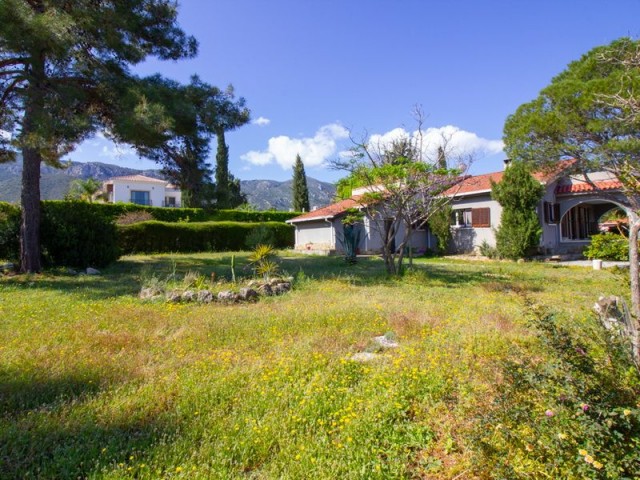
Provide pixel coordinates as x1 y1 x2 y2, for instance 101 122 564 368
0 160 337 211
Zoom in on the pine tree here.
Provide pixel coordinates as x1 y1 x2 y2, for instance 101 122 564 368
491 161 544 259
292 154 310 212
0 1 197 272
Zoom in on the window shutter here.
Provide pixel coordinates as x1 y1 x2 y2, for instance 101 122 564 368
544 202 550 223
544 202 560 224
472 207 490 227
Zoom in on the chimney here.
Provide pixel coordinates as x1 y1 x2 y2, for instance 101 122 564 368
503 158 512 169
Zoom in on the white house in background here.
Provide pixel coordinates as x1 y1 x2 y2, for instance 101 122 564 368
103 175 182 207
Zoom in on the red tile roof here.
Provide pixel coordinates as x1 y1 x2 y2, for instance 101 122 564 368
287 195 365 223
105 175 167 184
555 180 623 194
443 160 575 196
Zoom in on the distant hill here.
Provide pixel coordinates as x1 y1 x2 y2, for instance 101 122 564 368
0 160 337 211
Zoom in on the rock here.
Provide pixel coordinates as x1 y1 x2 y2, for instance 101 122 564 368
66 268 78 276
239 287 259 302
218 290 239 303
593 295 625 330
272 281 291 295
197 290 214 303
166 290 182 303
257 284 273 296
139 287 162 300
372 335 399 349
1 262 15 271
86 267 101 275
181 290 197 302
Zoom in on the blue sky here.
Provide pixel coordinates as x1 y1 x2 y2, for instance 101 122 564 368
66 0 640 183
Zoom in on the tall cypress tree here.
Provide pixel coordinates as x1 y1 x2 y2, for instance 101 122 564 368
215 127 230 208
491 160 544 259
214 127 246 209
292 154 310 212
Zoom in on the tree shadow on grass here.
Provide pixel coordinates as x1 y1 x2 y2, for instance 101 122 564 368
0 368 176 479
1 254 504 301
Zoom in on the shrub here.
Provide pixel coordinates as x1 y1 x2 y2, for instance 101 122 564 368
0 202 20 261
244 224 277 249
207 210 301 223
427 204 452 254
472 308 640 478
40 201 119 268
115 210 154 226
584 233 630 261
117 221 294 254
491 161 544 260
479 240 499 259
42 200 207 223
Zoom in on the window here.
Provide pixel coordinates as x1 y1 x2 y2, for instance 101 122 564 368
451 208 490 227
451 209 472 227
472 207 491 227
165 196 176 207
544 202 560 224
130 190 150 206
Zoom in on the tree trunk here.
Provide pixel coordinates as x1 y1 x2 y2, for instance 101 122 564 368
20 146 42 273
628 214 640 318
19 53 45 273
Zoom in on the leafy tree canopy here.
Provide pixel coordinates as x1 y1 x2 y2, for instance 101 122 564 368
503 37 640 313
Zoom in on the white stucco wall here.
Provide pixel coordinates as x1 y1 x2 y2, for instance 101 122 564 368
111 180 166 207
294 220 335 250
450 194 502 252
164 187 182 207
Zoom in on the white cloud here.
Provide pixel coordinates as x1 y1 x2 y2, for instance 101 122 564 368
253 116 271 127
364 125 503 162
241 123 349 169
99 142 137 160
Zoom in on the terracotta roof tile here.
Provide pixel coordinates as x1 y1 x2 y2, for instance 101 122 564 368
287 195 365 223
555 180 623 194
443 160 575 196
105 175 167 184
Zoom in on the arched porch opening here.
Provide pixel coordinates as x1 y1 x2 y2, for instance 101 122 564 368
560 200 628 242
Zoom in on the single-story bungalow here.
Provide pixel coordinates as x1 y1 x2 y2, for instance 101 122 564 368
287 160 626 256
286 187 436 255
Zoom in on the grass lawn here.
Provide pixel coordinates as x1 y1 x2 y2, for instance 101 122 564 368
0 253 632 479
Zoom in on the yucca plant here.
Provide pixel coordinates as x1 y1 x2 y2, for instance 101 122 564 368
248 244 279 280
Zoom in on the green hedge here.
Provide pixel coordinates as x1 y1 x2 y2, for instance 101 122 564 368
0 201 298 266
41 202 301 223
117 221 294 254
42 200 208 222
41 201 120 268
0 202 20 261
207 210 301 222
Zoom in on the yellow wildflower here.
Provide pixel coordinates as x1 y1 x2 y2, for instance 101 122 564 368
593 461 603 470
578 449 588 456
